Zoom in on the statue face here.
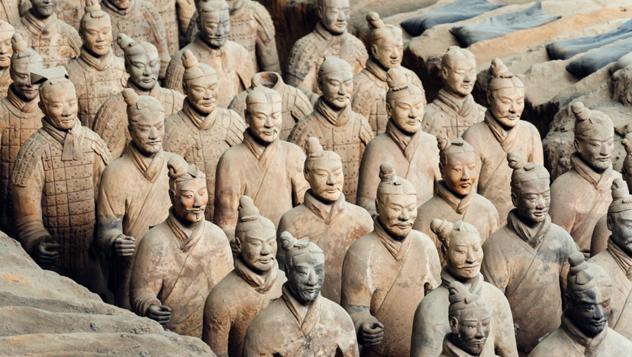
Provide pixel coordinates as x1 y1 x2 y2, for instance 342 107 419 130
172 178 208 224
320 69 353 110
608 210 632 256
319 0 350 35
246 101 282 144
371 35 403 70
574 131 614 173
445 232 483 280
108 0 130 10
388 95 424 135
287 252 325 304
512 178 550 225
450 310 491 355
199 10 230 48
11 68 40 101
129 114 165 155
239 231 277 273
31 0 56 18
442 151 477 197
127 51 160 91
0 37 12 68
377 193 417 239
40 82 78 130
489 86 525 129
82 20 113 57
306 157 344 203
185 75 218 115
441 57 476 97
568 287 611 338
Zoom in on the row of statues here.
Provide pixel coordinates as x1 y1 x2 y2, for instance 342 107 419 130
0 0 632 356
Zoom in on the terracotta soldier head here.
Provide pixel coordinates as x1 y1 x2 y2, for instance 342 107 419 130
572 101 615 173
168 159 208 225
565 253 612 337
622 133 632 189
181 49 219 115
318 56 353 110
386 67 425 135
279 231 325 304
10 33 43 102
0 21 14 71
366 12 403 71
447 284 492 355
29 0 57 19
32 67 78 131
118 33 160 92
121 89 165 156
607 178 632 256
106 0 131 11
376 163 417 240
235 196 277 273
197 0 230 49
438 138 477 198
507 153 550 226
245 86 282 144
80 0 112 58
440 47 477 98
486 58 525 129
431 219 483 280
304 137 344 204
317 0 350 35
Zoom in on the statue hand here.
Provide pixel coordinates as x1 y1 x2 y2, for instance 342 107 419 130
359 317 384 346
113 235 136 257
147 304 172 325
37 240 60 268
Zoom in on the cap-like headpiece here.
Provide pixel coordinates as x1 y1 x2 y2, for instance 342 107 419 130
81 0 110 30
31 67 73 92
181 49 217 82
11 33 43 72
567 253 612 298
122 88 165 125
197 0 230 13
386 67 425 102
279 231 324 269
448 282 490 319
507 152 549 190
118 33 156 60
366 11 402 44
609 177 632 214
318 56 352 78
438 137 476 166
168 156 206 191
236 196 275 238
305 136 342 171
246 86 282 107
441 46 475 71
430 219 480 247
572 101 614 140
0 20 15 42
377 163 416 197
488 58 524 91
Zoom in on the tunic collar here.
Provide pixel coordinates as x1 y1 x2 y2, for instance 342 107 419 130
436 180 474 215
571 154 614 191
506 209 551 249
608 240 632 280
102 0 136 16
483 110 518 151
436 88 477 118
365 59 389 83
252 71 285 92
303 190 346 224
386 120 413 154
22 11 56 35
125 142 165 182
243 129 279 161
7 86 40 113
374 219 411 262
561 315 608 355
314 97 353 127
281 284 321 336
182 98 217 130
440 268 483 296
127 79 162 99
314 21 346 45
234 257 279 294
441 337 479 357
41 117 83 161
166 209 205 252
79 46 115 71
194 35 225 58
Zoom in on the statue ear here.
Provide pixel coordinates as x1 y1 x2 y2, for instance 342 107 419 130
511 190 519 208
233 235 242 253
449 316 459 334
370 44 379 59
607 213 615 232
385 101 393 118
169 188 176 204
573 138 580 153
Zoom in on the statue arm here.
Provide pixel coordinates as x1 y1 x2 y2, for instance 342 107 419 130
493 292 519 357
11 159 48 256
95 169 126 257
356 147 379 216
253 5 280 73
175 0 195 39
481 240 509 293
212 153 240 240
202 291 232 356
548 182 576 234
529 126 544 164
164 56 185 92
145 7 171 79
130 236 164 316
410 298 444 357
290 148 308 206
341 244 377 333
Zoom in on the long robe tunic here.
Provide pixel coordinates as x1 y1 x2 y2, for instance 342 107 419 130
528 317 632 357
422 88 486 140
414 181 499 264
96 145 176 308
0 68 10 97
243 286 360 357
357 121 439 215
213 131 308 238
0 0 21 25
341 222 441 357
131 212 233 337
590 241 632 340
550 154 620 256
440 337 499 357
411 270 517 357
481 211 578 355
203 259 286 357
277 190 373 303
462 112 543 223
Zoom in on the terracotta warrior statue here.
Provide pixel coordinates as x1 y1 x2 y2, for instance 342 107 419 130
529 254 632 356
550 102 619 257
357 67 438 215
214 86 308 239
287 0 368 101
289 56 373 204
164 0 254 107
164 49 245 220
589 178 632 340
243 232 360 356
1 0 23 24
278 137 373 303
481 153 578 355
101 0 170 78
623 133 632 191
11 67 111 294
352 12 422 136
414 138 499 264
229 71 312 140
130 159 233 337
156 0 195 56
0 21 14 96
66 0 127 129
93 34 184 158
411 219 517 357
341 163 441 357
422 47 485 140
96 89 180 309
463 58 543 223
14 0 81 68
0 33 42 233
203 196 286 357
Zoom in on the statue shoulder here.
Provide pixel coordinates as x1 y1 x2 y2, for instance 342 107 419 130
11 131 46 187
248 1 275 40
84 127 113 164
288 33 319 77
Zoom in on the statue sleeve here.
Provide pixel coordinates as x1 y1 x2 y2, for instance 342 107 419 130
356 143 379 216
341 242 376 332
202 290 233 355
253 4 280 73
93 98 126 158
529 125 544 164
289 147 308 206
143 7 171 79
164 55 185 93
95 166 126 256
289 88 313 123
548 180 576 234
176 0 195 38
226 111 246 147
410 296 443 357
493 291 520 357
212 152 241 239
481 238 510 293
130 235 163 316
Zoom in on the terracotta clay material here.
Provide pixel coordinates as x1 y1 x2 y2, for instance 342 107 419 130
130 159 233 337
411 219 517 357
352 12 423 136
10 67 112 295
289 56 373 204
463 58 543 223
164 49 245 221
277 137 373 303
203 196 286 357
342 163 441 357
481 153 579 356
550 102 620 257
0 21 14 96
529 254 632 356
96 89 180 309
422 47 485 141
156 0 195 56
164 0 254 107
243 232 360 356
14 0 81 68
213 86 308 240
93 34 184 158
54 0 85 31
414 138 499 265
0 0 22 24
622 133 632 196
66 0 127 129
286 0 368 101
357 67 438 216
229 71 312 141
